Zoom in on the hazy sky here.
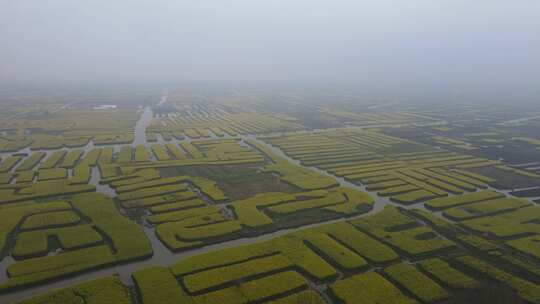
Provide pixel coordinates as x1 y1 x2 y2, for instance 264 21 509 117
1 0 539 94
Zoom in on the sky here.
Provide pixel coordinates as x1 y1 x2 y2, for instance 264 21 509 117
0 0 539 98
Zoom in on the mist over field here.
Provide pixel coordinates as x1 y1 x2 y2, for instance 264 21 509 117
3 2 540 303
1 0 539 101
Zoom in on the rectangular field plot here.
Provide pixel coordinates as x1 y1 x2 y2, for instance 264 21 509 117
262 129 503 205
17 276 132 304
351 206 457 257
384 263 450 302
149 103 305 138
461 206 540 238
418 258 478 289
330 272 418 304
442 197 532 221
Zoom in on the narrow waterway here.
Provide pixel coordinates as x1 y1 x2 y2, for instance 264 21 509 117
132 107 153 146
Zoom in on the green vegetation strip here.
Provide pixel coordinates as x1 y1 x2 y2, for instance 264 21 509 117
16 152 46 171
426 190 504 210
384 262 449 302
40 150 66 169
455 256 540 303
17 276 131 304
20 210 80 230
183 254 293 293
0 155 23 172
133 267 193 304
193 271 307 304
330 272 418 304
418 258 478 289
13 225 102 259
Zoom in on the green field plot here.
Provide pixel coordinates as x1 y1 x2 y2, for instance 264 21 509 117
114 175 189 193
183 254 293 293
165 143 187 159
390 189 439 204
169 228 337 282
117 146 133 163
3 245 116 291
157 216 242 250
262 129 508 206
98 147 114 164
72 193 152 261
20 210 80 230
267 290 325 304
121 191 198 208
152 104 303 138
506 235 540 260
470 166 540 189
351 206 456 256
317 222 398 263
378 184 419 196
366 179 407 191
37 168 68 181
351 205 417 231
443 197 532 221
241 271 307 302
247 139 338 190
148 205 221 224
418 258 478 289
16 170 35 183
59 149 83 168
379 226 457 256
93 132 134 145
106 168 160 187
0 172 14 184
151 144 171 161
133 267 192 304
0 201 70 251
193 271 307 304
0 155 23 172
455 234 499 252
426 190 504 210
231 192 295 227
15 152 46 171
17 276 131 304
0 193 152 291
268 191 346 214
12 225 103 259
117 183 189 201
148 198 206 213
0 178 96 204
80 148 101 166
231 187 372 231
181 142 204 158
384 262 450 302
330 272 418 304
190 176 228 201
455 256 540 303
461 206 540 238
71 164 91 184
304 233 367 270
40 150 67 169
501 254 540 279
135 145 150 162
